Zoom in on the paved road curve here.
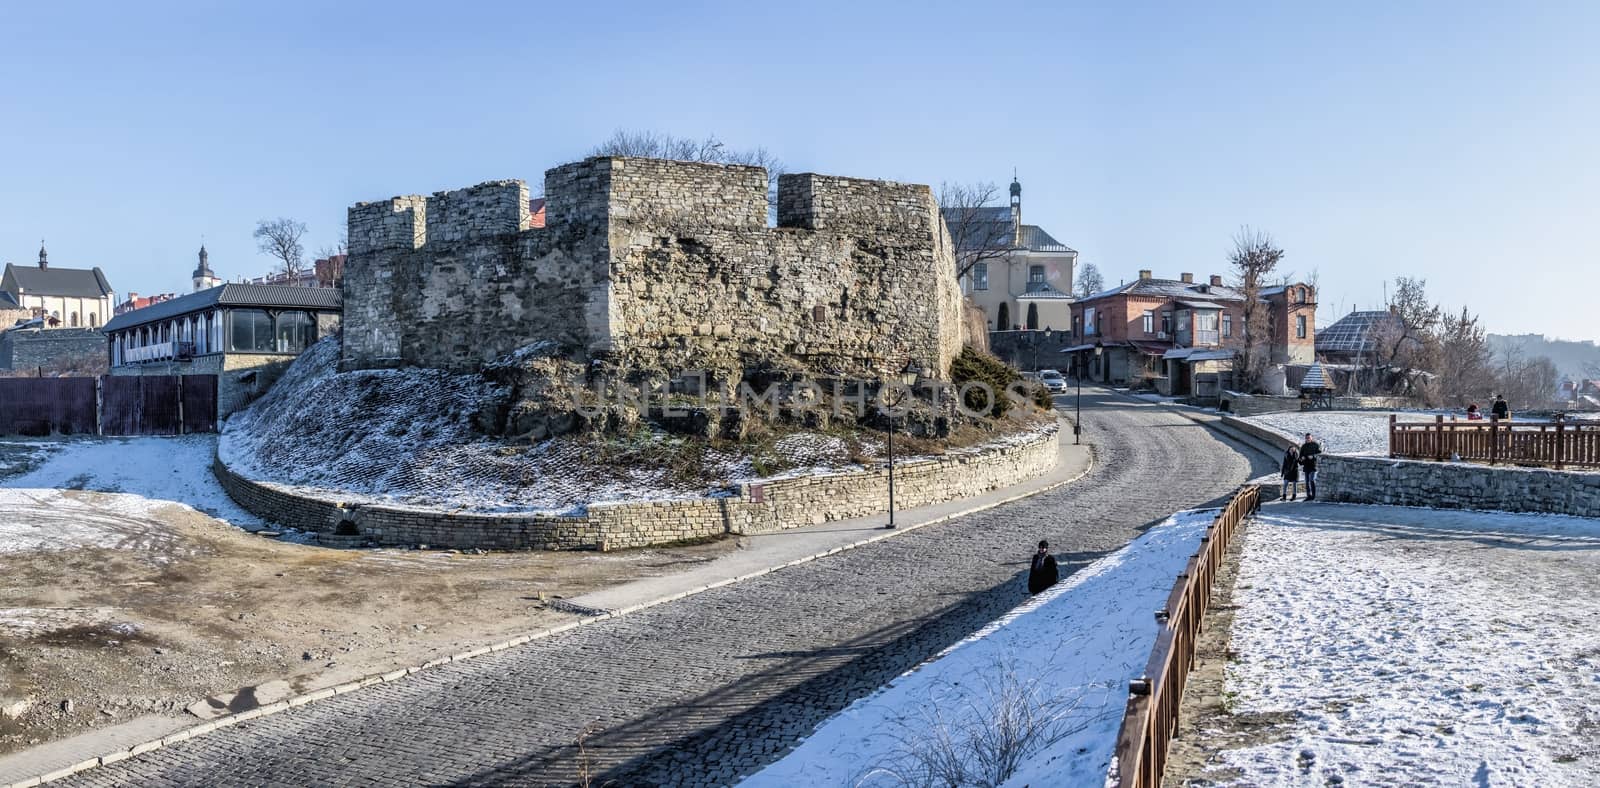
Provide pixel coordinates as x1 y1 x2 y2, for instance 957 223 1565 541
65 389 1268 787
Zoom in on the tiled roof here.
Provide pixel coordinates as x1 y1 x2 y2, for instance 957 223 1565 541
4 263 113 299
1016 283 1073 300
102 283 341 333
0 290 20 309
1079 277 1247 304
1017 225 1074 253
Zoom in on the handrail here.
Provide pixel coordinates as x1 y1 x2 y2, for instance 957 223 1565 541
1108 484 1260 788
1388 415 1600 469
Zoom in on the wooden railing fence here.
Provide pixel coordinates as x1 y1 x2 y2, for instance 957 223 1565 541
1108 484 1261 788
1388 415 1600 470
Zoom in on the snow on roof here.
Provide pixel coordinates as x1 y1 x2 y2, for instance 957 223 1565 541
1316 310 1400 354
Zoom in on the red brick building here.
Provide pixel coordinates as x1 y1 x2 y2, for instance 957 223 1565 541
1064 270 1316 396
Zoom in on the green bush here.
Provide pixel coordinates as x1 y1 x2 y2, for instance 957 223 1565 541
950 347 1026 418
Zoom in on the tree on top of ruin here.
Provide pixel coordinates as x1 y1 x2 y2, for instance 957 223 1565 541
253 217 308 284
590 130 785 215
938 181 1015 282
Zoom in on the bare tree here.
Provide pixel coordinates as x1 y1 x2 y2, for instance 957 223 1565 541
1074 262 1104 299
1495 345 1560 411
1226 227 1284 393
590 130 784 216
1436 306 1493 406
254 218 308 284
1372 277 1443 399
938 181 1014 282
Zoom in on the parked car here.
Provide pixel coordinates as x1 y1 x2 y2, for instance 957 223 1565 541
1038 369 1068 394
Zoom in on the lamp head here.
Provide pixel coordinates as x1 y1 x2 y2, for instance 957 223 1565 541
900 360 922 387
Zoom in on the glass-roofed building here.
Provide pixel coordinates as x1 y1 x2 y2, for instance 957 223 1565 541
1314 309 1401 364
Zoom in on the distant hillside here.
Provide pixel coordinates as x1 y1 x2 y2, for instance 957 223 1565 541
1487 334 1600 380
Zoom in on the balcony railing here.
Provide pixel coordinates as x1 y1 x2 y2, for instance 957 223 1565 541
1194 329 1220 346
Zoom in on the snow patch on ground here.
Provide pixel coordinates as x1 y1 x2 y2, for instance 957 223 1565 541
2 436 263 531
1219 503 1600 785
744 510 1216 788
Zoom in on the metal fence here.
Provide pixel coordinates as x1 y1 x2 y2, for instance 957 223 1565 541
1108 484 1261 788
1389 415 1600 469
0 374 216 436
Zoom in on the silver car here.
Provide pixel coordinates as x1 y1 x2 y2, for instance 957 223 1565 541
1038 370 1068 394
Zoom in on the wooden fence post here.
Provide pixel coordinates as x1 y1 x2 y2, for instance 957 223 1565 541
1489 418 1499 465
1555 422 1565 470
1389 414 1397 458
1435 415 1445 462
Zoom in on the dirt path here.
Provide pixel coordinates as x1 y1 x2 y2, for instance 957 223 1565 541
0 488 730 755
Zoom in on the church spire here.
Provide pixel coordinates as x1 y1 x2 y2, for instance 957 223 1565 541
1009 172 1022 247
38 239 48 270
192 242 220 292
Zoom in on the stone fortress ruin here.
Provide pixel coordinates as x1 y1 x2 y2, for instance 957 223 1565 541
210 156 1059 552
341 156 967 398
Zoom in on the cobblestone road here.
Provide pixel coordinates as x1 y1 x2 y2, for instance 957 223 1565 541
63 390 1269 787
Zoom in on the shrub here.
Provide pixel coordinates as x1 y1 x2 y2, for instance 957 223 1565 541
949 347 1025 419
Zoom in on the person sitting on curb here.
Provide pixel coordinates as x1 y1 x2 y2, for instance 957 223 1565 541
1028 540 1059 595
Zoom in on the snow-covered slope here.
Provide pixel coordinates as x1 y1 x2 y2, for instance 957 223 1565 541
743 510 1215 787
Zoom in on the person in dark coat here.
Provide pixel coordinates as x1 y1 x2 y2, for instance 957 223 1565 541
1280 445 1301 501
1028 540 1059 595
1299 433 1323 501
1491 394 1510 421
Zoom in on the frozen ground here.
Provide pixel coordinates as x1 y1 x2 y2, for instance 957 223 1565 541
3 435 263 531
1217 503 1600 785
1244 410 1426 456
743 510 1216 788
221 338 1051 514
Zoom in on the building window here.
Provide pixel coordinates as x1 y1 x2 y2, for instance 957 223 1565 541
70 312 79 327
1296 287 1307 304
275 311 318 353
973 262 989 291
1029 265 1045 284
1296 314 1308 339
1073 314 1082 337
1223 313 1233 338
230 309 276 352
1142 310 1154 334
1161 311 1172 335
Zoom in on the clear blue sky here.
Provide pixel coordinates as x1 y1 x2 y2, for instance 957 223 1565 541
3 1 1595 339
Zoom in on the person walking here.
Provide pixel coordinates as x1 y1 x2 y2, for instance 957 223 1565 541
1491 394 1510 421
1028 540 1059 595
1299 433 1323 501
1279 444 1302 501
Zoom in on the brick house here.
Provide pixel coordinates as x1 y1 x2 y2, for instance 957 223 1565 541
1064 270 1316 396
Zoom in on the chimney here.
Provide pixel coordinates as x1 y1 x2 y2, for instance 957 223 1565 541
1180 272 1194 284
1209 275 1223 286
1138 269 1152 280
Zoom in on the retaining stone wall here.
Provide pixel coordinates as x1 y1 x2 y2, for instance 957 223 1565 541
214 424 1061 551
1320 455 1600 517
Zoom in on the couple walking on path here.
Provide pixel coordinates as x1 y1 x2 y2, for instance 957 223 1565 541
1279 433 1322 501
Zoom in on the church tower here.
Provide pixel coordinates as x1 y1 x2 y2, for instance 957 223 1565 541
1009 175 1022 247
192 245 221 292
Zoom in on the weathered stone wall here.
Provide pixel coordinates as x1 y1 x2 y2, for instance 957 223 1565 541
1221 413 1600 517
341 156 965 381
1320 454 1600 518
214 424 1061 551
0 328 104 371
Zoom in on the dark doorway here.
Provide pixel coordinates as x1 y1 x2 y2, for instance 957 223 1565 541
997 303 1010 331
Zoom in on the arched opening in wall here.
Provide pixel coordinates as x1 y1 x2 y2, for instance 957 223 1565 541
89 312 98 327
997 303 1010 332
70 312 79 327
1026 303 1039 330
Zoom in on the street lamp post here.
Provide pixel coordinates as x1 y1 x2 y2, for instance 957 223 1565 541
1076 345 1102 445
885 360 923 529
